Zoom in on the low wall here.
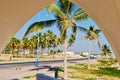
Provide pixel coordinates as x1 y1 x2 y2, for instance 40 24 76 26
37 73 57 80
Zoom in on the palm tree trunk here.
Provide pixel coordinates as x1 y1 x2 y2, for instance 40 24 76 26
23 49 25 58
17 50 19 58
41 48 44 58
9 51 13 61
88 41 92 69
64 39 67 79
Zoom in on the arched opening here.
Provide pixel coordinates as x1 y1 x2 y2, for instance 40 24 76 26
0 0 120 80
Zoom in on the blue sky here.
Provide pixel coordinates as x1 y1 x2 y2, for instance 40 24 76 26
14 1 113 54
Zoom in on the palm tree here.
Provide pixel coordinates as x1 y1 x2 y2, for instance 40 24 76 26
47 1 88 78
22 37 30 58
24 0 88 79
29 35 38 57
46 30 56 53
56 38 63 50
7 37 20 60
39 33 47 57
49 50 57 58
78 26 101 69
101 44 111 58
52 34 57 49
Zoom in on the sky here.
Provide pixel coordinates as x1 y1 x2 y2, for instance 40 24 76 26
14 1 113 55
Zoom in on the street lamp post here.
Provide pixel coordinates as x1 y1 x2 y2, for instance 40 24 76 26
36 33 39 70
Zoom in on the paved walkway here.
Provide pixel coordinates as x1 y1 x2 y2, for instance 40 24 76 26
0 63 59 80
0 59 97 80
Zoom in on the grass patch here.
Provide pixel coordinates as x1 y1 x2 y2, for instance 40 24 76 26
92 67 120 78
67 63 94 79
23 74 36 79
0 60 4 61
98 58 117 66
85 77 97 80
68 63 88 69
57 59 119 80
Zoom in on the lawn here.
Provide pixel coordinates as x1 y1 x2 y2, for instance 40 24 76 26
22 58 120 80
58 58 120 80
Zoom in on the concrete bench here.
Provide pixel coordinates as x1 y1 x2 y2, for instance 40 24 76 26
37 73 58 80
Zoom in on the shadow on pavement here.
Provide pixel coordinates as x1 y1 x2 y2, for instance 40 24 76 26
29 65 51 71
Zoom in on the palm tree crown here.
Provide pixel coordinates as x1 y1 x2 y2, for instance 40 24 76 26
79 25 101 48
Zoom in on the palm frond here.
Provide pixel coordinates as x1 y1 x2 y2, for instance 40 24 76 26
24 22 44 37
24 19 56 37
77 26 88 33
89 26 94 31
72 8 88 21
59 0 74 15
68 34 75 48
47 4 64 19
95 30 101 34
72 22 77 33
44 19 57 27
60 29 66 40
88 31 98 40
69 3 77 16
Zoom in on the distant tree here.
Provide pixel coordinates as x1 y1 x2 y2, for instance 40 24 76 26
29 34 38 57
7 37 20 60
101 44 111 58
22 37 30 58
49 50 57 58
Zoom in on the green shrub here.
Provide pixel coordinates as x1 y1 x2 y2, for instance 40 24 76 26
58 67 64 72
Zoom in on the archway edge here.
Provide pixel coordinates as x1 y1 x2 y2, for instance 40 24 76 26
0 0 56 52
0 0 120 63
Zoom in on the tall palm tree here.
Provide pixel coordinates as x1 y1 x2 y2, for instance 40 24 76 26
47 1 88 78
101 44 111 58
24 0 88 79
78 26 101 69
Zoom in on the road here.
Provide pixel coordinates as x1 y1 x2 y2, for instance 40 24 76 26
0 57 96 80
